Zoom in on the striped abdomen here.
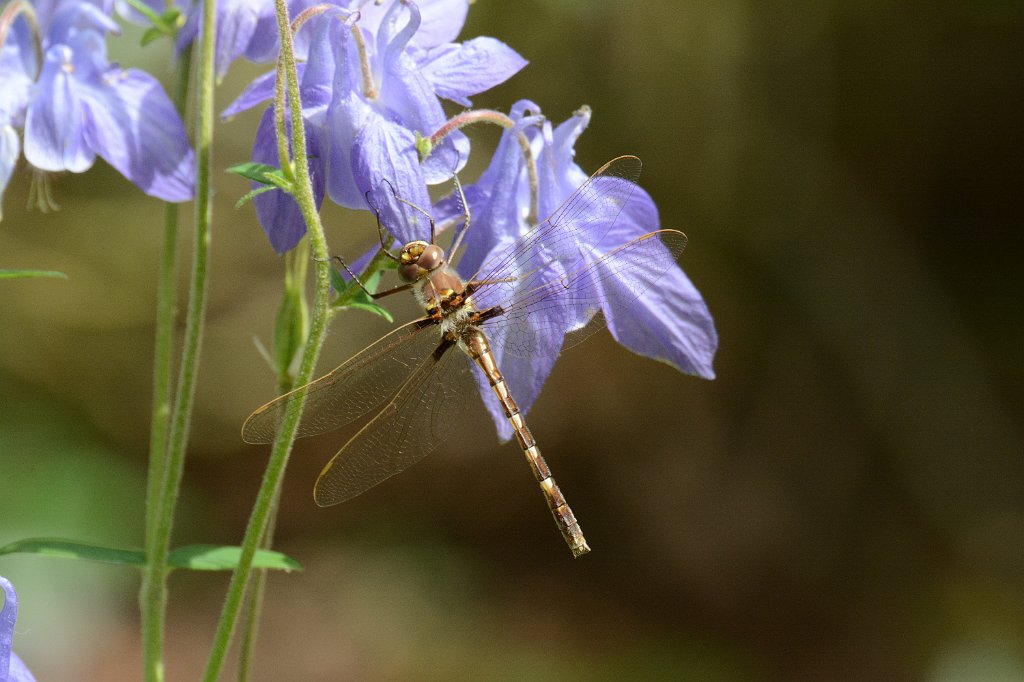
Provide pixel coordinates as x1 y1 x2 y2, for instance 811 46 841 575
463 330 591 558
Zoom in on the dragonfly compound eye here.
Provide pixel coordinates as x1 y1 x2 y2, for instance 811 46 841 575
398 262 421 282
417 244 445 272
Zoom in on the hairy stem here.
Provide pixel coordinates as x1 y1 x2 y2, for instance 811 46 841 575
140 45 192 682
141 0 216 673
201 0 334 677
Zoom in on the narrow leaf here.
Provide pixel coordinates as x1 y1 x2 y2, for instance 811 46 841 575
235 184 277 209
0 538 145 565
0 269 67 280
329 268 394 322
140 27 164 46
226 162 293 191
345 300 395 323
0 538 303 572
168 545 303 572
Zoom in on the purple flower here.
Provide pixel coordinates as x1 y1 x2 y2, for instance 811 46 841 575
0 0 195 216
438 102 719 440
1 576 36 682
224 0 525 251
175 0 308 79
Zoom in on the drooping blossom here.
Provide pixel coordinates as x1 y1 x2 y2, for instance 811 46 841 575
224 0 526 252
0 0 195 217
1 575 36 682
434 102 719 440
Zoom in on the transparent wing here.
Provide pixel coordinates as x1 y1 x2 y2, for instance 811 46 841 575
468 155 643 299
464 157 685 359
495 229 687 327
495 229 688 353
313 337 474 506
241 318 442 444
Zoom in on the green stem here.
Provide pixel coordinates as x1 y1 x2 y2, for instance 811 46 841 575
235 487 281 682
201 0 333 677
140 45 192 682
141 0 216 673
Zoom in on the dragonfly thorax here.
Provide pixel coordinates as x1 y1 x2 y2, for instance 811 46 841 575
398 241 446 283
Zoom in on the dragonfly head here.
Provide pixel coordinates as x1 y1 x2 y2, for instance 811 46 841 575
398 241 446 282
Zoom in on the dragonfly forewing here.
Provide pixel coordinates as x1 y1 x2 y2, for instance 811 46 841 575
241 318 442 444
314 334 474 506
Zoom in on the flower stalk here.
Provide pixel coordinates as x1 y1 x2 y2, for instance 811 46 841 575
201 0 334 677
140 43 192 682
141 0 216 673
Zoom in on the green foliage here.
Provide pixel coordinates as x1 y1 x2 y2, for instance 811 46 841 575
0 269 67 280
329 266 394 323
0 538 302 572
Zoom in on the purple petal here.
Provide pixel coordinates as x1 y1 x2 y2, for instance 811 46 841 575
46 2 120 47
8 652 37 682
0 11 37 105
595 243 718 379
114 0 165 26
326 20 373 208
353 0 467 48
223 6 338 122
454 130 524 277
327 90 372 209
251 108 326 253
377 9 467 183
413 0 468 47
214 0 269 79
538 108 590 220
418 37 527 106
24 45 95 173
2 575 34 682
1 125 20 219
222 68 279 119
352 117 432 245
79 67 195 202
377 51 448 175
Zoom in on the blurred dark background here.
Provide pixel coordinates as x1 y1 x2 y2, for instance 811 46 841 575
1 1 1022 680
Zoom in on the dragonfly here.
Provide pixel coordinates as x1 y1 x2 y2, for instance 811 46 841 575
242 156 687 558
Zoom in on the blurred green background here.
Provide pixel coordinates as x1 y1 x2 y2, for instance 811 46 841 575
1 1 1022 680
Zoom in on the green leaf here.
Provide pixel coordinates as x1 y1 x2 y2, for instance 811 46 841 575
0 538 302 572
329 268 395 322
235 185 277 209
159 6 183 27
345 300 395 323
0 538 144 565
140 26 165 46
168 545 303 572
327 263 348 293
0 269 67 280
227 162 293 191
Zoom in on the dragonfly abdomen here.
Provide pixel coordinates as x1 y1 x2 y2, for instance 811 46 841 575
464 330 591 558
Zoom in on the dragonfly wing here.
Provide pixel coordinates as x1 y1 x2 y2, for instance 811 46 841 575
313 335 474 506
468 156 643 308
241 318 442 444
479 230 689 357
